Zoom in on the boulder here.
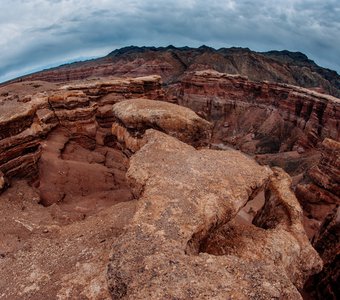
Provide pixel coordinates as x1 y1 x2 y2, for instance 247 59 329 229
112 99 212 151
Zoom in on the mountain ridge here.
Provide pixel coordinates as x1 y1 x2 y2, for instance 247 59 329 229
2 45 339 97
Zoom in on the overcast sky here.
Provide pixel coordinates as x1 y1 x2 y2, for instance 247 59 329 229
0 0 339 82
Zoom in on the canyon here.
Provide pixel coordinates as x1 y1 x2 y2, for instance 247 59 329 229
0 48 339 299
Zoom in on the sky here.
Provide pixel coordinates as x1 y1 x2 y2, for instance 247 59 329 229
0 0 339 83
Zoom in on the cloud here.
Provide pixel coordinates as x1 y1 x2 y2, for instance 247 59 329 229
0 0 339 82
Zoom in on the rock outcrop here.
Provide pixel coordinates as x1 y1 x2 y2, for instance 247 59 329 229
0 170 6 192
0 76 164 299
112 99 212 151
107 130 322 299
0 76 163 184
296 138 340 237
204 167 323 289
304 206 340 299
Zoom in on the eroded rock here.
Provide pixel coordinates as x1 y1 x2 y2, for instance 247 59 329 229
112 98 212 151
0 170 7 192
0 73 336 299
107 131 320 299
0 76 163 180
203 168 322 289
173 70 339 154
296 138 340 239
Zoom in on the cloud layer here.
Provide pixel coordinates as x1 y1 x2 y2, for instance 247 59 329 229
1 0 339 82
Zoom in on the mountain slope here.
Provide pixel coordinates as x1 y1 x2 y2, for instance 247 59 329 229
2 46 340 97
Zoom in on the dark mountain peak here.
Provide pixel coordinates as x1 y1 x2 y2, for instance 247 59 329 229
261 50 314 64
198 45 215 52
107 45 155 56
165 45 177 50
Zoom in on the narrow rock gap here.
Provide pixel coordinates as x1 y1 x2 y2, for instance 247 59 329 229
185 182 268 256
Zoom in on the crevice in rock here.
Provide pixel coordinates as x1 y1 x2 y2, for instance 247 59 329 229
185 182 268 256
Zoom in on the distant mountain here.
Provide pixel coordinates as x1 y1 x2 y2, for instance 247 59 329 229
3 46 340 97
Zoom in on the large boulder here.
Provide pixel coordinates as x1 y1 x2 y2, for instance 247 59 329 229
107 130 322 299
112 99 212 151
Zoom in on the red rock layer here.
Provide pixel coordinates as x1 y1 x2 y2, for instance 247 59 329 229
296 139 340 235
168 70 339 155
0 76 164 220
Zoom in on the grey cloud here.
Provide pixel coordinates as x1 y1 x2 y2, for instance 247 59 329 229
0 0 339 82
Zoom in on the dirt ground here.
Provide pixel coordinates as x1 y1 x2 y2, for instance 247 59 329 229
0 179 137 300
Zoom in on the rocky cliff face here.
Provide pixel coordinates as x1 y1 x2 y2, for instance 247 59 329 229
0 76 165 299
0 70 338 299
169 70 339 154
3 46 340 97
0 76 163 183
304 206 340 299
295 138 340 240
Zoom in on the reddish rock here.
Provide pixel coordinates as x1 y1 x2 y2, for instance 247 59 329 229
111 98 212 151
204 169 323 290
304 207 340 299
0 76 163 180
0 170 6 192
296 139 340 236
171 70 339 154
38 128 132 210
308 138 340 196
0 179 137 300
107 131 321 299
0 71 337 299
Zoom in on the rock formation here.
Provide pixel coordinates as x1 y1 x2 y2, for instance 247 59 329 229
0 76 164 299
170 70 339 155
107 128 321 299
296 138 340 236
306 206 340 299
0 69 338 299
0 76 163 183
0 170 6 192
112 99 212 151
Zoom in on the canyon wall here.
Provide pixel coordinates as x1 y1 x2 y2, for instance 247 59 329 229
168 70 339 153
0 76 163 185
164 70 339 253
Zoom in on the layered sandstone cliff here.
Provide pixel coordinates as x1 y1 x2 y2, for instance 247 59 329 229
166 70 339 250
168 70 339 154
0 76 163 183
